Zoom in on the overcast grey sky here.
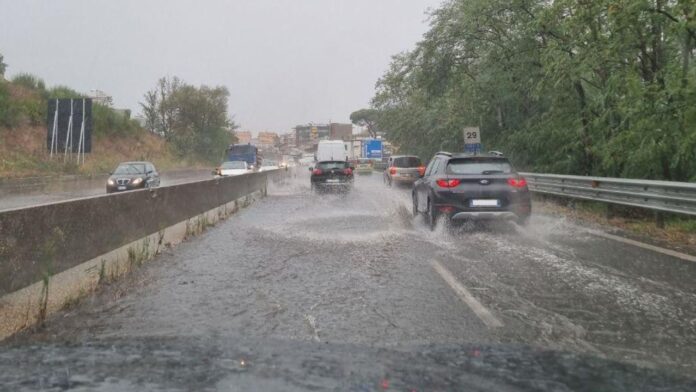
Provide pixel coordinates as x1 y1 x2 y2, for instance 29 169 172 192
0 0 442 133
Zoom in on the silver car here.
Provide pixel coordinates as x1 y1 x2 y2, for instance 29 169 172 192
383 155 424 187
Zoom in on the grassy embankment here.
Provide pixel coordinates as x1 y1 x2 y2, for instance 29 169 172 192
0 77 206 179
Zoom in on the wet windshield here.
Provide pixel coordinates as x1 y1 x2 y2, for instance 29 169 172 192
113 164 146 175
3 0 696 390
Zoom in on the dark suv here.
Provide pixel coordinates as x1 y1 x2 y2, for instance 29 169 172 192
310 161 354 192
412 152 531 229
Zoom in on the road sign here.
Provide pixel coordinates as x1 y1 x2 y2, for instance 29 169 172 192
362 139 383 159
463 127 480 144
464 143 482 153
463 126 481 153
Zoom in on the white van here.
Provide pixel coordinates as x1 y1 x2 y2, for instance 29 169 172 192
316 140 348 162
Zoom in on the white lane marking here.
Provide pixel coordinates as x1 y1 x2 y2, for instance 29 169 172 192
304 314 320 342
588 230 696 263
430 260 503 328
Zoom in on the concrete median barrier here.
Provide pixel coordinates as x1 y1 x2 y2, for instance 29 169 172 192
0 170 280 339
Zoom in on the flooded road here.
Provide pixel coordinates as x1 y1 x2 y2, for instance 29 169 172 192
3 170 696 390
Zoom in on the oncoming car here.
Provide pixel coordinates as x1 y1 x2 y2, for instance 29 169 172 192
106 161 160 193
412 152 531 229
215 161 250 176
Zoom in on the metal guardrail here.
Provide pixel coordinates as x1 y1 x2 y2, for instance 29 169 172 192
520 172 696 217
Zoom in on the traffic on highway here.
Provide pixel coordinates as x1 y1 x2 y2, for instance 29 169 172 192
2 0 696 391
4 166 696 391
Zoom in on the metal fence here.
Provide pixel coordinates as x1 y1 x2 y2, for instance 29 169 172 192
520 172 696 217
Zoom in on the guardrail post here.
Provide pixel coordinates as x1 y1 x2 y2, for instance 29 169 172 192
654 212 665 229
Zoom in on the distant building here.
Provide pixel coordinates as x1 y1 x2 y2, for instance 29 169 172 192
294 123 352 150
236 131 252 144
330 123 353 141
257 131 279 146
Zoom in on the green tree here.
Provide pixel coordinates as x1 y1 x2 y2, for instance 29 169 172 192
349 108 380 138
140 76 237 162
370 0 696 181
0 53 6 77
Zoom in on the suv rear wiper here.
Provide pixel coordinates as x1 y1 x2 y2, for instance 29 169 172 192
481 170 504 175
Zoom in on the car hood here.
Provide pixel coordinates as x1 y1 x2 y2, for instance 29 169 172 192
1 338 693 391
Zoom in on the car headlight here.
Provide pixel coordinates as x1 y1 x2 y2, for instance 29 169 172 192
107 178 115 186
131 177 143 185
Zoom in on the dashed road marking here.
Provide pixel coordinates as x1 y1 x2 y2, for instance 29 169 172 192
588 230 696 263
430 259 503 328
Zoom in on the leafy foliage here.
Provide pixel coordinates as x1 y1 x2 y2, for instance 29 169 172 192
349 108 380 138
140 77 237 162
371 0 696 181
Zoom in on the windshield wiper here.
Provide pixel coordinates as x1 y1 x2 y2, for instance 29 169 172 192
481 170 504 175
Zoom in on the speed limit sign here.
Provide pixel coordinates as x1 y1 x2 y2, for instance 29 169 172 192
463 127 481 144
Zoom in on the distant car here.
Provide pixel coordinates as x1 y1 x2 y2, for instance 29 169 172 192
412 152 531 229
260 160 279 171
215 161 250 176
310 161 354 192
106 161 160 193
355 158 373 175
384 155 425 186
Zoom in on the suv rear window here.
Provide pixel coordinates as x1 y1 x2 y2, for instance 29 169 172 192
316 161 349 170
446 158 512 174
393 157 421 168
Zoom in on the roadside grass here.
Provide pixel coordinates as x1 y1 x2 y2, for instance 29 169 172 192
0 126 207 178
535 196 696 252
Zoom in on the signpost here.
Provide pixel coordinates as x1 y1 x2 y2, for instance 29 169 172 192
463 126 481 154
362 139 383 160
47 98 92 164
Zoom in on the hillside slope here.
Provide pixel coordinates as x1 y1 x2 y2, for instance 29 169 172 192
0 76 210 178
0 126 205 178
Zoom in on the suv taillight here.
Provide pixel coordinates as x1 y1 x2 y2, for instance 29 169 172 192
312 169 322 175
343 168 353 175
507 177 527 188
436 179 461 188
389 167 397 175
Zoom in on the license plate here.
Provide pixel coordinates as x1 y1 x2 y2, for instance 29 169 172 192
471 199 499 207
326 179 340 183
117 186 126 191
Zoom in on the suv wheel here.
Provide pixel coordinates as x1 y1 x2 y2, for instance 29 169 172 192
427 200 437 231
516 216 529 227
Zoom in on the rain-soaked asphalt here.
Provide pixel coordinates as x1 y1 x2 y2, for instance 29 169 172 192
2 170 696 391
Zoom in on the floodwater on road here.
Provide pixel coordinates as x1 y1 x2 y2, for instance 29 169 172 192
3 169 696 391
